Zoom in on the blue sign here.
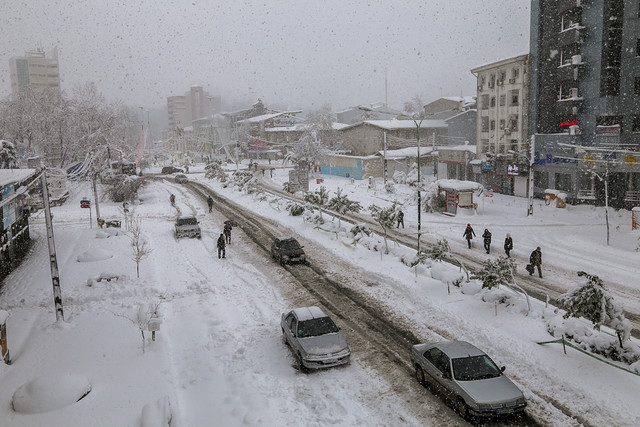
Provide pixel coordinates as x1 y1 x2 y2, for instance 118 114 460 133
80 199 91 208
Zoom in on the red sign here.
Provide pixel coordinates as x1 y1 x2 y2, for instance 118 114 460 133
559 120 577 127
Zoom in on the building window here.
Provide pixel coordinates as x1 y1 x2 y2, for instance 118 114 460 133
490 97 496 107
500 95 506 106
512 68 519 79
481 94 489 109
508 116 519 131
510 140 518 151
510 90 519 105
499 71 506 83
635 77 640 95
555 173 572 192
534 171 549 189
632 116 640 132
500 119 505 130
481 139 489 153
490 120 496 131
481 117 489 132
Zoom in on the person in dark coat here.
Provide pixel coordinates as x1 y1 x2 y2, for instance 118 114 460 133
169 194 176 206
223 221 232 244
529 247 542 278
482 229 492 254
504 233 513 258
396 210 404 228
463 224 476 249
207 195 214 213
217 233 226 259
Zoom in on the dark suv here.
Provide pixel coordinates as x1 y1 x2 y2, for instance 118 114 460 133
162 166 184 174
271 237 308 265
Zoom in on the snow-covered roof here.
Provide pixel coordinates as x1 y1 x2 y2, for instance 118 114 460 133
436 179 483 192
325 153 379 160
377 147 437 158
441 96 476 107
438 144 476 154
444 109 477 122
0 168 37 187
292 306 327 321
265 124 307 132
342 119 447 131
237 111 302 124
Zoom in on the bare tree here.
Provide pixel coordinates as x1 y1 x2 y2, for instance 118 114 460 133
128 216 153 278
114 300 163 353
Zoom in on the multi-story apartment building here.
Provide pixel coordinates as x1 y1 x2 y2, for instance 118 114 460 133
471 54 530 196
529 0 640 207
167 86 221 129
9 47 61 97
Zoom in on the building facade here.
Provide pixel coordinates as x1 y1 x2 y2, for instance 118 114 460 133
167 86 221 129
471 54 531 196
9 48 61 97
529 0 640 207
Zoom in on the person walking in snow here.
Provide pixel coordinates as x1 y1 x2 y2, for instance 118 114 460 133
169 194 176 206
482 228 492 254
207 195 214 213
396 210 404 228
223 221 232 244
463 224 476 249
529 247 543 278
504 233 513 258
217 233 226 259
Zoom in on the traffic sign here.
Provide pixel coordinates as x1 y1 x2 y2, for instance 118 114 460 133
80 199 91 208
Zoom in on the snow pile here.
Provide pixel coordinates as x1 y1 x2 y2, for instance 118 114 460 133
77 248 114 262
12 373 91 414
141 395 173 427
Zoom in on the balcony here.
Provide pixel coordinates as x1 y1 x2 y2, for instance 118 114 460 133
558 25 584 47
557 63 582 81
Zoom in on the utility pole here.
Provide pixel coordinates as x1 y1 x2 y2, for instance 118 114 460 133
527 135 535 216
41 172 64 322
383 131 388 184
92 173 102 227
414 119 424 255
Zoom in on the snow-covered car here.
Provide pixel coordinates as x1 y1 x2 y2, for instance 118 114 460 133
281 306 350 371
271 237 308 265
410 341 526 419
174 216 201 239
161 166 183 174
174 174 188 183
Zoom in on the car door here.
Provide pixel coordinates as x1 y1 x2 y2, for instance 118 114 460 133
435 353 456 401
423 348 447 394
283 313 298 349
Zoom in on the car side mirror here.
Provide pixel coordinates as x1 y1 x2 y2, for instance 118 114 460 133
500 366 506 372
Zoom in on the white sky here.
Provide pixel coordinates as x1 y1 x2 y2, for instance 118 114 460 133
1 0 530 111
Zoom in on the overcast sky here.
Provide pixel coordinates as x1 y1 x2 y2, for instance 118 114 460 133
1 0 530 113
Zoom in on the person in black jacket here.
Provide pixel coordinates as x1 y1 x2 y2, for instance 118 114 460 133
482 229 492 254
396 210 404 228
217 233 226 259
463 224 476 249
504 233 513 257
207 195 214 213
223 221 232 244
529 247 542 278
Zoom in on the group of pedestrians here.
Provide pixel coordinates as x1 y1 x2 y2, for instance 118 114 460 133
463 224 542 278
208 194 233 259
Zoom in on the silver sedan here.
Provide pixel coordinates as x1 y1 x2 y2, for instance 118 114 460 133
281 306 350 371
410 341 526 419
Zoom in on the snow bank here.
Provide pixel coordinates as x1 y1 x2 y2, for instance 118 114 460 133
12 373 91 414
141 396 173 427
77 248 114 262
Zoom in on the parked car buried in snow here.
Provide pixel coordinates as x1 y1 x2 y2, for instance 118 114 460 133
161 166 183 174
174 216 201 239
410 341 526 419
271 237 308 265
281 306 350 371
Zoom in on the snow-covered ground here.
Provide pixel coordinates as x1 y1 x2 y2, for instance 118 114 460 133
0 163 639 426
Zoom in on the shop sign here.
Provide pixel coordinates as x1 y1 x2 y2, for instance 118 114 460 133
273 117 295 127
481 161 494 171
507 164 519 175
439 150 466 164
595 125 620 136
534 152 578 166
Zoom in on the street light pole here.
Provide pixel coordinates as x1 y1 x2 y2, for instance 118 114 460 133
414 118 424 254
527 135 535 216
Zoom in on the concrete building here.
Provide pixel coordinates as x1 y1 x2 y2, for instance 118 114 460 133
529 0 640 207
471 54 531 196
422 96 476 120
336 103 399 125
167 86 221 129
9 48 61 97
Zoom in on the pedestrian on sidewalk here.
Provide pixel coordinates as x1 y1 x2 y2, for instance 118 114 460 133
207 195 214 213
504 233 513 258
217 233 226 259
482 228 492 254
169 194 176 206
224 221 232 244
463 224 476 249
529 247 543 278
396 210 404 228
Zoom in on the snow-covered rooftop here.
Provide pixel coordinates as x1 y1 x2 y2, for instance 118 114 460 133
436 179 483 192
342 119 447 131
438 144 477 154
0 168 37 186
377 147 437 158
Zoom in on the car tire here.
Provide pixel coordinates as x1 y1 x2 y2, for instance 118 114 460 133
415 365 425 386
281 329 289 346
456 397 470 420
297 353 307 372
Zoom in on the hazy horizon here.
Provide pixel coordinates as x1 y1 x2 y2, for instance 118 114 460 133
2 0 530 115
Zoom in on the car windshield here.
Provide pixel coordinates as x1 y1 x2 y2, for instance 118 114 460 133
297 317 339 338
177 217 197 225
452 355 502 381
281 239 301 250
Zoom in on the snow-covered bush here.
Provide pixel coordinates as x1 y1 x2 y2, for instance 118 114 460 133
368 202 400 254
0 140 18 168
348 223 371 239
107 175 142 202
392 170 406 184
227 171 257 193
470 256 516 289
423 238 450 263
303 186 329 207
303 211 324 225
422 181 445 213
557 271 632 347
384 182 395 194
326 187 362 226
204 161 226 182
288 203 305 216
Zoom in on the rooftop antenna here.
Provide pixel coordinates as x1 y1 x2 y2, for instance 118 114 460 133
384 68 388 109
